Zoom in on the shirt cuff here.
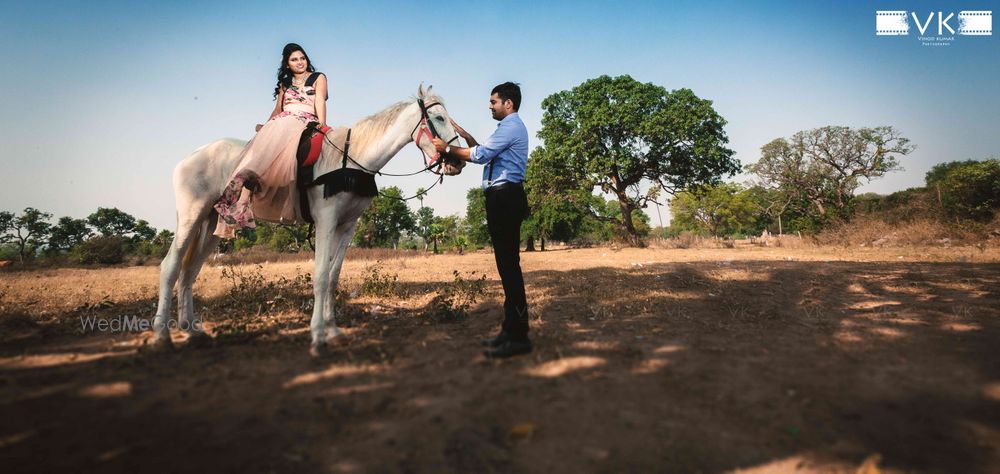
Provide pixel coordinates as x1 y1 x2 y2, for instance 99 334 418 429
468 145 480 162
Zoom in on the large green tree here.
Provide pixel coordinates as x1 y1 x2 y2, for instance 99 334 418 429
47 216 93 253
1 208 53 263
534 75 739 245
353 187 415 248
86 207 157 241
748 126 914 221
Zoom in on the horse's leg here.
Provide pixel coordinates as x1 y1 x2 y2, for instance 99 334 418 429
176 214 220 346
310 211 337 356
152 210 207 350
322 219 360 341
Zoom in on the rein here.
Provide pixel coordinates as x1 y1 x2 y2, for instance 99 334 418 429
310 98 459 201
317 99 459 177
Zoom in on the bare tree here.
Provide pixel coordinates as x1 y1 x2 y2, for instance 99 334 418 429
749 126 914 218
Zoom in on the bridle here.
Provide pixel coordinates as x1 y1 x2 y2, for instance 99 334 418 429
319 98 460 178
410 98 460 171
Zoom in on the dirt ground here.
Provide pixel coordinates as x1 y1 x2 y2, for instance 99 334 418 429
1 245 999 473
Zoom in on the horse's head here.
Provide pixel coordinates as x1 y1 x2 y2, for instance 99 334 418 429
412 84 465 176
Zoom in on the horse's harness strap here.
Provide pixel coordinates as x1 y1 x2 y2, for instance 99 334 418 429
341 128 351 169
299 127 371 224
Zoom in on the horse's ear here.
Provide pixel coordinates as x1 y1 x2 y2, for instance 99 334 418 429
418 83 425 99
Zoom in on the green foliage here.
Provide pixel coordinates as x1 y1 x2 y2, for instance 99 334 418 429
359 261 399 297
428 270 488 322
581 198 651 242
748 126 914 225
670 183 759 237
464 187 490 247
87 207 141 237
353 187 415 248
925 160 981 186
535 74 739 244
435 215 462 252
936 159 1000 220
246 222 311 252
72 235 128 264
1 208 53 262
47 217 92 253
416 206 436 250
133 229 174 258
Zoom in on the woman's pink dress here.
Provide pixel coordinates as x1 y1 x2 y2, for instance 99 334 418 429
213 76 323 238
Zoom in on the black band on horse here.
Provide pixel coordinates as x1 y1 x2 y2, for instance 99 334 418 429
296 126 377 223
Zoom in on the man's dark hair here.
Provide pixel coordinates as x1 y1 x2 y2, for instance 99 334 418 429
491 82 522 111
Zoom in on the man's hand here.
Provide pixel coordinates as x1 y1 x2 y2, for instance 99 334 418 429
431 137 448 153
450 119 479 146
450 119 469 138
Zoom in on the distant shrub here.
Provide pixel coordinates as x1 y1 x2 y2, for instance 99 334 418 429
72 236 128 264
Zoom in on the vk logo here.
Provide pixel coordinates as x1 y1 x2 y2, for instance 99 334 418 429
876 10 992 36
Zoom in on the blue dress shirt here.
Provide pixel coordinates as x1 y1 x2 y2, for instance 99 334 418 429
468 112 529 189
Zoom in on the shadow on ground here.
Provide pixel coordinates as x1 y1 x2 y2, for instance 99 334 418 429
1 259 998 473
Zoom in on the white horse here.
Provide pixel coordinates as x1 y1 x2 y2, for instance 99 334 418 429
152 85 462 356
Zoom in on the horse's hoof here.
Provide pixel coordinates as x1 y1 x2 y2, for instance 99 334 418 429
309 343 328 359
185 331 214 348
148 335 174 353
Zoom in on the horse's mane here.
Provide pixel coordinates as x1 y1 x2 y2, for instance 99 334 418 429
348 91 444 155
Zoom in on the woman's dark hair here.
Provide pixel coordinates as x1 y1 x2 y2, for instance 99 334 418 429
273 43 316 99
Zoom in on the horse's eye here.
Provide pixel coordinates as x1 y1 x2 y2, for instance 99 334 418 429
436 116 446 122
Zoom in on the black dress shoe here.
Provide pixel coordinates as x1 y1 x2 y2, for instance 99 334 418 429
480 331 510 348
484 339 532 359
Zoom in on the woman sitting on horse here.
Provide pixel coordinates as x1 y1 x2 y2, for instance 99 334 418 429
213 42 328 238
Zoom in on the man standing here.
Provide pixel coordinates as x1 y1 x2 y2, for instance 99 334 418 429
432 82 531 358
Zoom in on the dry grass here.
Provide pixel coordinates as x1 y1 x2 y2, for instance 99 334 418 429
815 215 998 247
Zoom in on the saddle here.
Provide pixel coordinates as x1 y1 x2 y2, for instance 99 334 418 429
296 124 377 224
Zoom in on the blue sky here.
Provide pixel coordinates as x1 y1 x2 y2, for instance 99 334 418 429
1 0 997 230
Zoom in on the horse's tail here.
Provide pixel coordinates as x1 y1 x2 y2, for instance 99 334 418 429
180 217 210 270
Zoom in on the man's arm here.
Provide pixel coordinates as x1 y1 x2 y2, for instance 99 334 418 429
433 120 514 164
451 119 478 147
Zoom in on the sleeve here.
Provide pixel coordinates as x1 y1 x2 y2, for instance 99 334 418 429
469 121 515 164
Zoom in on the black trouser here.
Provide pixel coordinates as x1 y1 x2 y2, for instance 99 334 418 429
485 183 529 340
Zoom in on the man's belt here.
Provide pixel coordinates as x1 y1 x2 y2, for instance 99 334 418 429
485 181 524 194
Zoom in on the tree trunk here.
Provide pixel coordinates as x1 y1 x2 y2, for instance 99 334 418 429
432 238 438 254
617 201 640 246
812 199 827 216
525 237 535 252
540 237 545 252
778 214 783 235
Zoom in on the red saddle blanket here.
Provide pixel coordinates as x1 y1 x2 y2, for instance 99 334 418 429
299 124 332 167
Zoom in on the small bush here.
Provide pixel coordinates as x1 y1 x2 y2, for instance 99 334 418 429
214 264 313 342
359 261 399 297
428 270 488 322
